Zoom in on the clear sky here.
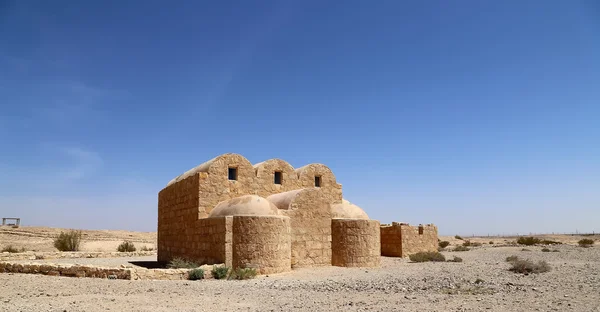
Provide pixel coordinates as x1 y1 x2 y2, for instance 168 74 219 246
1 1 599 235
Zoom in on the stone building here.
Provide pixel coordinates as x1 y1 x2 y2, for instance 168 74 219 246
158 153 436 274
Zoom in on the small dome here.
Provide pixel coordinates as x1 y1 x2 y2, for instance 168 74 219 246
331 199 369 219
209 195 280 217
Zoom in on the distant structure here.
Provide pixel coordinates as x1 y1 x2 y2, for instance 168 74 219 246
1 218 20 228
157 153 437 274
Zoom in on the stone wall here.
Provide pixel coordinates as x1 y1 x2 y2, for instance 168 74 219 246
186 217 232 267
0 251 156 262
232 216 291 274
0 261 131 279
331 219 380 267
157 174 200 262
269 188 332 268
380 222 438 257
253 159 300 197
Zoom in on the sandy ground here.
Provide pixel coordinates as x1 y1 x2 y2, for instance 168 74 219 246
0 226 156 252
2 244 599 312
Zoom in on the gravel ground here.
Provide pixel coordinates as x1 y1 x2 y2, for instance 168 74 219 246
1 245 599 312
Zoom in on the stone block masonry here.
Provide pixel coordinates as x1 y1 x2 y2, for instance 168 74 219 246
331 219 380 267
381 222 438 257
232 216 291 274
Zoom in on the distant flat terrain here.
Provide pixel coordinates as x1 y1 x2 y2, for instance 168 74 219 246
0 226 156 252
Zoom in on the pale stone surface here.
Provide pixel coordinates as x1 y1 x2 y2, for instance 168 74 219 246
381 222 438 257
158 153 436 274
269 188 333 268
331 219 381 267
331 199 369 219
232 216 291 274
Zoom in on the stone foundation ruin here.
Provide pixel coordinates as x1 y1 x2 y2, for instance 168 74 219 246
158 153 438 274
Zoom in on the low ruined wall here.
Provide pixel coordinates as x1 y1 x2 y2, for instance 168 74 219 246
381 222 438 257
0 251 156 262
331 219 380 267
400 224 438 256
381 224 403 257
0 261 131 279
232 216 291 274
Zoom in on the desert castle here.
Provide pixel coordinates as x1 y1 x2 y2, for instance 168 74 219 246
158 153 438 274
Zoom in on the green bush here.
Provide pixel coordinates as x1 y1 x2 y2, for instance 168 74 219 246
438 241 450 248
541 248 550 252
229 268 257 280
452 246 470 252
409 251 446 262
455 235 463 240
578 239 594 247
517 237 541 246
167 257 199 269
53 230 82 251
462 240 481 247
509 259 551 274
447 256 463 263
188 268 205 280
211 265 230 279
117 241 136 252
1 245 24 253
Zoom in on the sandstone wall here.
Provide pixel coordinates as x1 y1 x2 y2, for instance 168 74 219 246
253 159 300 197
157 174 200 262
295 164 343 204
331 219 380 267
186 217 232 266
380 222 438 257
232 216 291 274
0 261 131 279
269 189 332 268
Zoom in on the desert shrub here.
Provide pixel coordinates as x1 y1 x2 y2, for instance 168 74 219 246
474 278 484 284
188 268 205 280
211 265 230 279
462 240 481 247
117 241 136 252
447 256 463 263
455 235 463 240
167 257 199 269
506 255 520 263
509 259 551 274
541 248 550 252
452 246 470 252
409 251 446 262
438 241 450 248
489 241 494 244
578 239 594 247
552 249 560 252
140 246 154 251
521 248 531 252
229 268 257 280
1 245 24 253
517 237 541 246
540 239 561 245
53 230 82 251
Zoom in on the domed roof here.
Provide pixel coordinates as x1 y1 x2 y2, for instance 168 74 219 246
331 199 369 219
209 195 280 217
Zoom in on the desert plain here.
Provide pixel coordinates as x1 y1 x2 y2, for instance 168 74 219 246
1 226 599 312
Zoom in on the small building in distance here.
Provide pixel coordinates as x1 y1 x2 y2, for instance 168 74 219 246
157 153 437 274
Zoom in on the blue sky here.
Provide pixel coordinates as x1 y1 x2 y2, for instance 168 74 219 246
1 1 599 235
